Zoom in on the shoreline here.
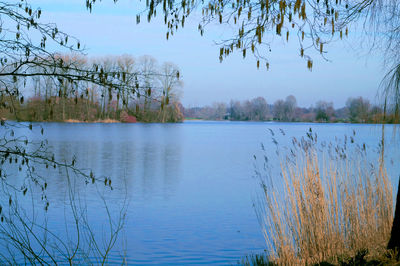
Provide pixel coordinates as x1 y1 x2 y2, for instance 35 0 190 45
64 119 121 123
2 118 397 125
183 118 400 125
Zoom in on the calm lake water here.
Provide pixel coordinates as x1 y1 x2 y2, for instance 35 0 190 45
2 121 400 265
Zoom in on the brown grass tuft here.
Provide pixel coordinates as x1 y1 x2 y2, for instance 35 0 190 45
256 134 393 265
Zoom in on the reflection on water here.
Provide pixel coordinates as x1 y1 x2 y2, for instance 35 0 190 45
1 121 399 264
41 124 183 203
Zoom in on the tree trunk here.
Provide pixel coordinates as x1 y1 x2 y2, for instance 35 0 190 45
388 177 400 251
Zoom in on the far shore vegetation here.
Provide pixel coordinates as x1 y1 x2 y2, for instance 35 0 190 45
0 54 184 124
184 95 399 123
6 92 397 124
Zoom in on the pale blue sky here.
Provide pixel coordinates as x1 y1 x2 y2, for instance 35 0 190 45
28 0 385 108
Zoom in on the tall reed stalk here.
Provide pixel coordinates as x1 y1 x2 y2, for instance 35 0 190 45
256 130 393 265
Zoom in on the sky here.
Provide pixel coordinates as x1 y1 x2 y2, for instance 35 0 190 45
26 0 386 108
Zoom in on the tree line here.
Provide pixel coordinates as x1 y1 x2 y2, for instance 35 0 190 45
184 95 396 123
0 54 184 123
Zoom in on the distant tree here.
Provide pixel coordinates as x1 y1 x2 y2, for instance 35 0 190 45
273 95 297 121
158 62 182 122
250 97 269 121
273 99 286 121
315 101 334 122
284 95 297 121
229 100 244 120
186 98 268 121
346 97 371 123
137 55 157 115
370 105 384 122
239 98 267 121
116 55 136 112
294 107 313 122
212 102 228 120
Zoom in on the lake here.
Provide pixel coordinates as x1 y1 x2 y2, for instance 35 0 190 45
1 121 399 265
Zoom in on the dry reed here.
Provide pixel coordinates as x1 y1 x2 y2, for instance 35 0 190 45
256 131 393 265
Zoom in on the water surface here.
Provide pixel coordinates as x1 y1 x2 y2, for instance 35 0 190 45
2 121 399 264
